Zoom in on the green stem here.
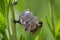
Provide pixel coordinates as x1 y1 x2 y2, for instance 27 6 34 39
49 0 55 37
45 16 53 33
5 4 11 40
9 1 17 40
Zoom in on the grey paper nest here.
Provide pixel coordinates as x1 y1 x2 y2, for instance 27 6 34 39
18 9 42 32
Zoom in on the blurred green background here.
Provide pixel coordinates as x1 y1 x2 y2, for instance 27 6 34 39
0 0 60 40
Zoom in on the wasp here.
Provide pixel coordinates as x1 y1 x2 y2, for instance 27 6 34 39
14 9 42 33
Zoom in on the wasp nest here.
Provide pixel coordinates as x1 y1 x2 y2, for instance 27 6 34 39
17 9 42 32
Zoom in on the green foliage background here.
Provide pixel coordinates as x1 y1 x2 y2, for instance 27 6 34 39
0 0 60 40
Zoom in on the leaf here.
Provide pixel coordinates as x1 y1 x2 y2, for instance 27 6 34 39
0 0 5 16
56 34 60 40
55 20 60 35
20 34 25 40
0 13 8 40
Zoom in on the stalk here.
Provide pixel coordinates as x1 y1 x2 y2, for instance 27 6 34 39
9 0 17 40
49 0 55 37
5 4 11 40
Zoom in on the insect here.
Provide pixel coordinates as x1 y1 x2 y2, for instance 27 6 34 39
14 9 42 33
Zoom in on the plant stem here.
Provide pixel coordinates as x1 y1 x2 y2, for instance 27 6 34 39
9 1 17 40
49 0 55 37
45 16 53 33
5 4 11 40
